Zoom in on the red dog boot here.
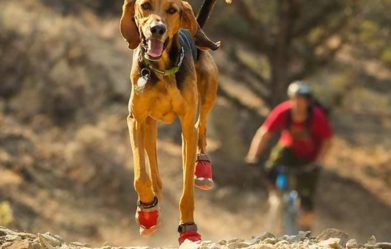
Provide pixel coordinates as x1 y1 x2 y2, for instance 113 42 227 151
135 197 159 236
194 154 214 190
178 223 202 245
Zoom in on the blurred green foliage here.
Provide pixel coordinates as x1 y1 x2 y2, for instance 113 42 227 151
0 201 14 226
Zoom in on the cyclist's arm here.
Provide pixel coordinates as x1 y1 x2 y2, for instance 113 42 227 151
246 103 287 164
315 138 332 165
245 127 273 163
313 107 333 165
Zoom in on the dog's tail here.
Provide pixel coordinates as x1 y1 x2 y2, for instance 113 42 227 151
196 0 217 28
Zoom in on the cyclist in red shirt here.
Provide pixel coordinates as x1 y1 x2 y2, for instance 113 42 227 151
246 81 333 230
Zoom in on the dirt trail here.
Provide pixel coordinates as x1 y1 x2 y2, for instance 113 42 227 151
1 114 390 247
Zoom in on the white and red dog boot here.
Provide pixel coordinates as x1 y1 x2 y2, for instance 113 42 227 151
194 154 214 190
135 197 159 236
178 223 202 245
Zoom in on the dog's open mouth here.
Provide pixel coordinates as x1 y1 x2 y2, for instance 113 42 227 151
144 38 169 60
147 39 164 58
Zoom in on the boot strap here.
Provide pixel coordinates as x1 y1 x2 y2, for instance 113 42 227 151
178 223 198 234
197 154 210 161
137 197 158 211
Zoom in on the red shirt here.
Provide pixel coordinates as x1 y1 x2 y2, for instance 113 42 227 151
262 101 333 161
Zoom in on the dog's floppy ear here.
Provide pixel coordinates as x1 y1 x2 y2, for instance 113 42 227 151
120 0 140 49
181 1 221 51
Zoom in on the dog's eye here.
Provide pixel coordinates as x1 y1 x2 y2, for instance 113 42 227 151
167 7 177 15
141 2 152 11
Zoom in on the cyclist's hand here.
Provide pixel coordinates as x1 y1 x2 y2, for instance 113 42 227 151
245 155 259 166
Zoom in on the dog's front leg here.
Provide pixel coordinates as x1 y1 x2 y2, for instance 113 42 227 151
143 117 163 199
179 113 197 223
177 111 202 243
128 114 159 235
128 114 154 202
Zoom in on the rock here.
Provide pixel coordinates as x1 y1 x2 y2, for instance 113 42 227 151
0 227 18 236
5 234 22 241
367 236 377 245
17 233 36 240
1 242 13 248
38 233 62 249
103 241 115 247
364 235 378 248
227 241 250 249
317 229 349 247
346 239 359 249
376 242 391 249
58 246 71 249
318 238 341 249
51 234 64 243
279 235 297 243
217 240 227 245
256 232 275 241
246 237 257 246
262 237 277 245
70 242 90 247
274 240 289 247
179 240 201 249
297 231 312 241
6 239 31 249
40 233 62 247
30 241 41 249
250 244 274 249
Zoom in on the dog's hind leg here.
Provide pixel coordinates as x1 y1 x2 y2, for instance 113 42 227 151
128 114 159 235
144 117 163 199
194 52 218 190
196 83 217 154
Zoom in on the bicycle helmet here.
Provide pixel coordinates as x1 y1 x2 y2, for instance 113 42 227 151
287 81 312 98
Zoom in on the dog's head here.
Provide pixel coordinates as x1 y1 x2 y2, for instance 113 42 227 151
120 0 220 60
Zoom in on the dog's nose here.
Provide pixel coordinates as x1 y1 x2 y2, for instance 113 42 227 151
150 23 166 36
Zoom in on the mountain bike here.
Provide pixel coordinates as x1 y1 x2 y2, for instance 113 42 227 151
274 163 321 235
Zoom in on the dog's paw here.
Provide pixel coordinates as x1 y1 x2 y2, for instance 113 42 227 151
135 198 159 235
194 154 214 190
179 231 202 245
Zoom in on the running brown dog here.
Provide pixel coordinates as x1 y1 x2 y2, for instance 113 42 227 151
120 0 226 244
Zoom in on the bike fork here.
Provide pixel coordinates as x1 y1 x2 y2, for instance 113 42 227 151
282 190 300 235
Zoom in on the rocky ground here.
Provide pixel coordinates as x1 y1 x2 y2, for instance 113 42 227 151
1 227 390 249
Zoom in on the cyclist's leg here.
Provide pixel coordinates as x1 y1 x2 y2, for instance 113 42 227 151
263 163 279 211
296 168 320 231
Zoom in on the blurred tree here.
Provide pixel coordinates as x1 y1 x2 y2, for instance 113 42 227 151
221 0 360 106
353 0 391 66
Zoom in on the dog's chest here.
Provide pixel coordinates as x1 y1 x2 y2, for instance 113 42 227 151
145 86 184 124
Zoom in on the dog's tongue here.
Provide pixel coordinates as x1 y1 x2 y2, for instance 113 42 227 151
147 39 164 58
